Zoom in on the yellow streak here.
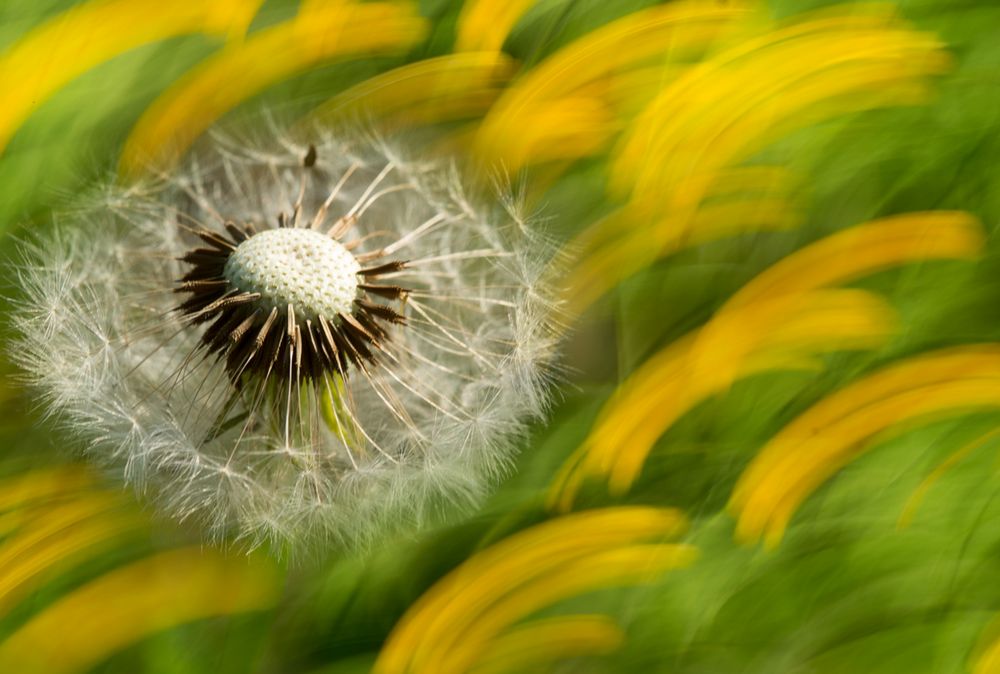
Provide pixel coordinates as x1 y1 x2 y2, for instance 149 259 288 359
731 346 1000 547
0 503 142 615
0 467 93 512
612 9 948 208
0 0 263 154
974 618 1000 674
727 212 983 308
374 507 688 674
0 547 280 673
472 1 750 169
311 52 516 127
439 544 697 674
0 469 144 613
611 291 894 492
0 493 122 570
604 63 690 118
566 207 982 315
566 6 950 313
120 1 427 177
549 213 984 511
734 347 1000 502
469 615 623 674
455 0 537 53
564 165 802 317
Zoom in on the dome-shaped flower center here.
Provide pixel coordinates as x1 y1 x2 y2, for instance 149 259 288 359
224 228 360 320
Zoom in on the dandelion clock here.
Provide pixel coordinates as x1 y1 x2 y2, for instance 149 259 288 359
11 128 558 551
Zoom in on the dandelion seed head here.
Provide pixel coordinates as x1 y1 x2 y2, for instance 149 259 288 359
223 228 361 321
11 126 559 553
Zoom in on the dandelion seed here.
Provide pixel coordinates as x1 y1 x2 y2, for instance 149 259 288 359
11 128 558 551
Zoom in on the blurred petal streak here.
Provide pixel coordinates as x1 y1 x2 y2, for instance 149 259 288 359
119 1 428 177
0 0 264 155
567 4 951 313
0 547 279 673
731 344 1000 547
550 212 984 512
310 52 516 128
373 507 695 674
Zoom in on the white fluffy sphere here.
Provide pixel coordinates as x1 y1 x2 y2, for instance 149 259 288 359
11 128 559 552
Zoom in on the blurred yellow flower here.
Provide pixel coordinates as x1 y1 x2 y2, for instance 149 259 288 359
472 1 749 171
119 1 427 176
565 166 802 316
467 615 623 674
310 52 516 128
0 468 142 616
0 0 264 155
454 0 537 53
569 4 950 314
374 507 695 674
731 344 1000 548
0 466 280 673
550 212 984 512
0 547 279 673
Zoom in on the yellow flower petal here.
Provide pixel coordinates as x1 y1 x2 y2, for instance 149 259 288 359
472 1 750 170
0 0 264 154
469 615 623 674
439 543 696 674
731 346 1000 546
119 1 427 177
455 0 537 53
550 213 984 511
374 507 689 674
0 502 141 616
0 547 280 673
563 5 951 312
565 166 802 316
727 212 983 309
0 467 93 512
310 52 516 127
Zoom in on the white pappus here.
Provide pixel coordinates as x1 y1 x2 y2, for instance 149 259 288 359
10 127 560 552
